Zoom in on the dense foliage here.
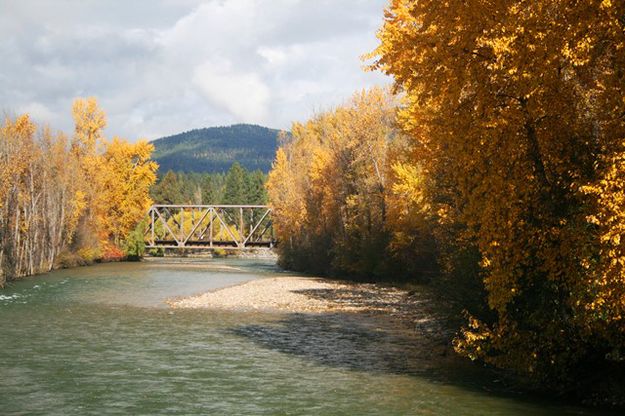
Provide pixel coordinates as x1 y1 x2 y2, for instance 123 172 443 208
368 0 625 389
0 98 157 286
152 124 280 173
150 162 267 206
268 0 625 398
267 87 436 279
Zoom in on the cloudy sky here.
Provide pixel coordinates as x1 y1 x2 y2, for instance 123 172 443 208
0 0 390 141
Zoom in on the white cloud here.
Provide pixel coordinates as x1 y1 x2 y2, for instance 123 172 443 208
0 0 390 140
17 102 57 124
256 46 289 67
193 60 270 123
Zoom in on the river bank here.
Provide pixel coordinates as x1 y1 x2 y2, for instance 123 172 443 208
169 273 625 411
171 275 436 315
170 275 461 355
0 259 613 414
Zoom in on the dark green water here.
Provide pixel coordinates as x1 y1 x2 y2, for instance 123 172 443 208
0 259 605 415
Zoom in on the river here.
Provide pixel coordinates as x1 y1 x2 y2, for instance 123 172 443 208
0 259 607 415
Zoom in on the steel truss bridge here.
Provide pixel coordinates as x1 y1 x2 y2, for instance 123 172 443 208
144 205 275 250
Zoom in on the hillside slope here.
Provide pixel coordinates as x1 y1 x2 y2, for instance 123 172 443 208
152 124 280 173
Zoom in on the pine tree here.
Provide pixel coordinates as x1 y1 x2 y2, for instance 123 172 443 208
223 162 246 205
152 171 182 204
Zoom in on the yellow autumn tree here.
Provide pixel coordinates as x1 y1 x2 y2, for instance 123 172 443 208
371 0 625 384
266 147 305 255
69 97 158 258
97 138 158 246
385 157 438 279
0 115 37 281
267 87 433 277
70 97 107 257
72 97 106 158
267 118 330 271
0 98 158 284
0 114 89 284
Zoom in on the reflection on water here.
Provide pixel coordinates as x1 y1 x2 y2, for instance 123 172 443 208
0 259 606 415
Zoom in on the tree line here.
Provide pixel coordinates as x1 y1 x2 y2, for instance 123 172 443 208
267 0 625 402
0 98 157 286
150 162 267 206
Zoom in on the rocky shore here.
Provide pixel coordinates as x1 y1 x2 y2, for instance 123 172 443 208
168 276 456 336
167 271 625 410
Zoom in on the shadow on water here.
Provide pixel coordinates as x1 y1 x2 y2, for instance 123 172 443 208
230 307 505 381
231 312 442 375
1 259 616 415
225 282 476 382
230 310 614 415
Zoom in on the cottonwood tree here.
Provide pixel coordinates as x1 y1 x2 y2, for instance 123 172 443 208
267 87 420 277
0 99 158 285
371 0 625 382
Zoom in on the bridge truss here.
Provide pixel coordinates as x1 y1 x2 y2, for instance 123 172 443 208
144 205 275 249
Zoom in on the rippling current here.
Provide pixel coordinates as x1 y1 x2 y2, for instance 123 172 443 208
0 259 607 415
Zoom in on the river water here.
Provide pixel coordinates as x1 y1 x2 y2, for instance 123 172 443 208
0 259 607 415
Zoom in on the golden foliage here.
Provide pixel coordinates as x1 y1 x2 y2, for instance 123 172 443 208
269 88 388 274
0 98 157 284
72 96 106 157
96 138 158 245
580 148 625 332
371 0 625 382
267 87 436 278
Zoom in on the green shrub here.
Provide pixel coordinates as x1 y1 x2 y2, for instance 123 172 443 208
123 223 146 260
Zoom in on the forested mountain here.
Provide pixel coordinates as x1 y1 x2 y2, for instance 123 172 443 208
152 124 281 173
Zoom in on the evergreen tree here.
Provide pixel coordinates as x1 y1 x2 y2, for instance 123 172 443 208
246 170 267 204
223 162 246 204
151 170 181 204
201 173 222 204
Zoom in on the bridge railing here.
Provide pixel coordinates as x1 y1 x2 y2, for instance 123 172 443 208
144 204 275 249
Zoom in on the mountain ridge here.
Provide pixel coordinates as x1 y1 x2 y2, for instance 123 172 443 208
152 123 282 174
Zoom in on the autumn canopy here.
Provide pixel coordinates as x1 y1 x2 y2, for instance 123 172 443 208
268 0 625 388
0 98 157 285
